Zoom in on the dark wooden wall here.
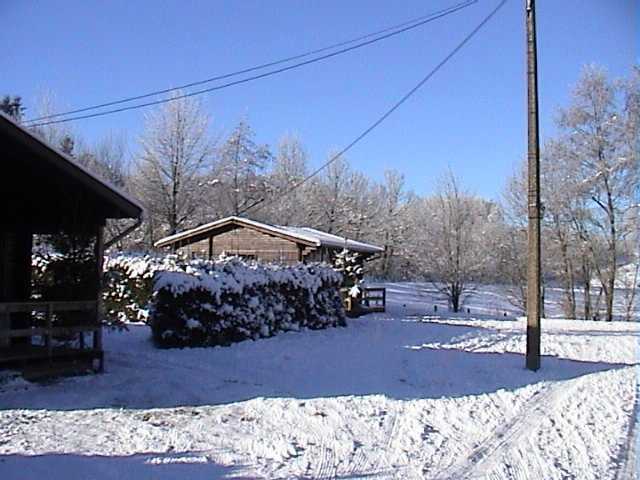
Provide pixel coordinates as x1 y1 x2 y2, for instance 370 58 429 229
0 229 33 345
0 230 31 303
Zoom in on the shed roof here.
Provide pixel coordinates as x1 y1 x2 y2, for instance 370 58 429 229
279 226 385 254
154 216 384 254
0 112 143 220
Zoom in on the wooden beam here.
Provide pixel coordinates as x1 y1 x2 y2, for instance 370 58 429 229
0 325 101 338
0 300 97 314
94 225 104 372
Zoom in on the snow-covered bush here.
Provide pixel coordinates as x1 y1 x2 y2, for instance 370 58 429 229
150 258 346 348
333 249 364 295
102 254 188 326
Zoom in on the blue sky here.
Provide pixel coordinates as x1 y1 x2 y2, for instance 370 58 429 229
2 0 637 199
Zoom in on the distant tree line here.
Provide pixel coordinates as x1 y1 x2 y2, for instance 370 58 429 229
3 65 638 319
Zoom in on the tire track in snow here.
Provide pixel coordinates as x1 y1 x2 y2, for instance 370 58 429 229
301 414 337 479
369 403 410 479
614 364 640 480
342 439 369 478
434 381 575 480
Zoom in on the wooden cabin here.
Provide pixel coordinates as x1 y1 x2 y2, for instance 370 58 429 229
154 216 384 264
0 112 142 377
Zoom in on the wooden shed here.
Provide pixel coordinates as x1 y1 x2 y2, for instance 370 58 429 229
0 112 143 377
154 216 384 264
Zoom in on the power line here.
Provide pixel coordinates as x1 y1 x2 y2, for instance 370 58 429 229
240 0 508 216
27 0 477 124
26 0 476 128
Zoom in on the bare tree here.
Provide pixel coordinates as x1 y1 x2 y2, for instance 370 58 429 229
263 134 310 225
214 119 271 217
341 171 376 241
374 170 408 279
84 134 138 249
133 94 212 243
410 171 492 312
307 156 353 235
558 65 639 321
30 91 80 152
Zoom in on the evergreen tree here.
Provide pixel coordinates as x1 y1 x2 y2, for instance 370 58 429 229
0 95 25 122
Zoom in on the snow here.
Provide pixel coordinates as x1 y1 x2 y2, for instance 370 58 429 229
371 281 639 320
280 225 385 253
150 259 343 346
0 284 638 479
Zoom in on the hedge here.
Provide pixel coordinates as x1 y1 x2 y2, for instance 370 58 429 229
150 258 346 348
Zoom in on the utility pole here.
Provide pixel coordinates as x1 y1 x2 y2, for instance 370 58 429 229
525 0 541 371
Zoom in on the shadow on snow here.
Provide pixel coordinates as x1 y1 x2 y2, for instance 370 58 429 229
0 318 632 411
0 451 240 480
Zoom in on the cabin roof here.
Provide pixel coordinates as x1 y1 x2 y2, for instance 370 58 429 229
0 112 143 220
154 216 384 254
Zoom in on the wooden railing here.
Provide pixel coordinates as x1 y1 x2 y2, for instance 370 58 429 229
361 287 386 313
0 300 103 371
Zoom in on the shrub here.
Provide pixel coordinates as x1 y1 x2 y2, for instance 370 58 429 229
149 258 346 348
102 254 183 326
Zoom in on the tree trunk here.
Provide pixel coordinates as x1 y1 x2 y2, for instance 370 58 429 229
623 263 639 322
448 282 462 313
584 279 591 320
451 288 460 313
604 176 617 321
578 252 592 320
556 223 576 319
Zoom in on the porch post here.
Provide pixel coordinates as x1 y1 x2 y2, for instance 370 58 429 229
93 225 104 371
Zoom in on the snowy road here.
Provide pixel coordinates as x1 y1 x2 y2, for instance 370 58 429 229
0 289 638 479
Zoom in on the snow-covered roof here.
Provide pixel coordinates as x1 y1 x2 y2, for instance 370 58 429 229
279 226 384 254
154 216 384 254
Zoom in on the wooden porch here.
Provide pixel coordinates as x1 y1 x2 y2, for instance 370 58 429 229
343 287 386 317
0 300 103 378
0 112 142 378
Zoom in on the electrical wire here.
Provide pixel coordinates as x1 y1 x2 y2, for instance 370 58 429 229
239 0 508 216
26 0 476 127
27 0 478 124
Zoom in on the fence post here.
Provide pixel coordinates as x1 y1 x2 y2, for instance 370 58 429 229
45 303 53 362
0 309 9 348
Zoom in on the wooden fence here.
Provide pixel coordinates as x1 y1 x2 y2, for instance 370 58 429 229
361 287 386 313
0 300 103 372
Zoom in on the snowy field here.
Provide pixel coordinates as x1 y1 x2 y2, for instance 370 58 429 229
372 281 639 321
0 284 638 479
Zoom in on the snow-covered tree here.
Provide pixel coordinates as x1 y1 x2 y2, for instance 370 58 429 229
133 93 213 243
262 134 310 225
409 171 493 312
374 170 409 279
214 119 271 216
307 156 353 234
556 65 639 321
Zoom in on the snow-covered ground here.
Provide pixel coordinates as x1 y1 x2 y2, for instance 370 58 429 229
374 281 639 321
0 284 638 479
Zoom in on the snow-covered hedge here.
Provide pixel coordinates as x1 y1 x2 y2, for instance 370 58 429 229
150 259 346 348
102 254 185 325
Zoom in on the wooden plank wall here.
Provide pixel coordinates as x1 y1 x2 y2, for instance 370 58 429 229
179 226 305 264
0 229 32 346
